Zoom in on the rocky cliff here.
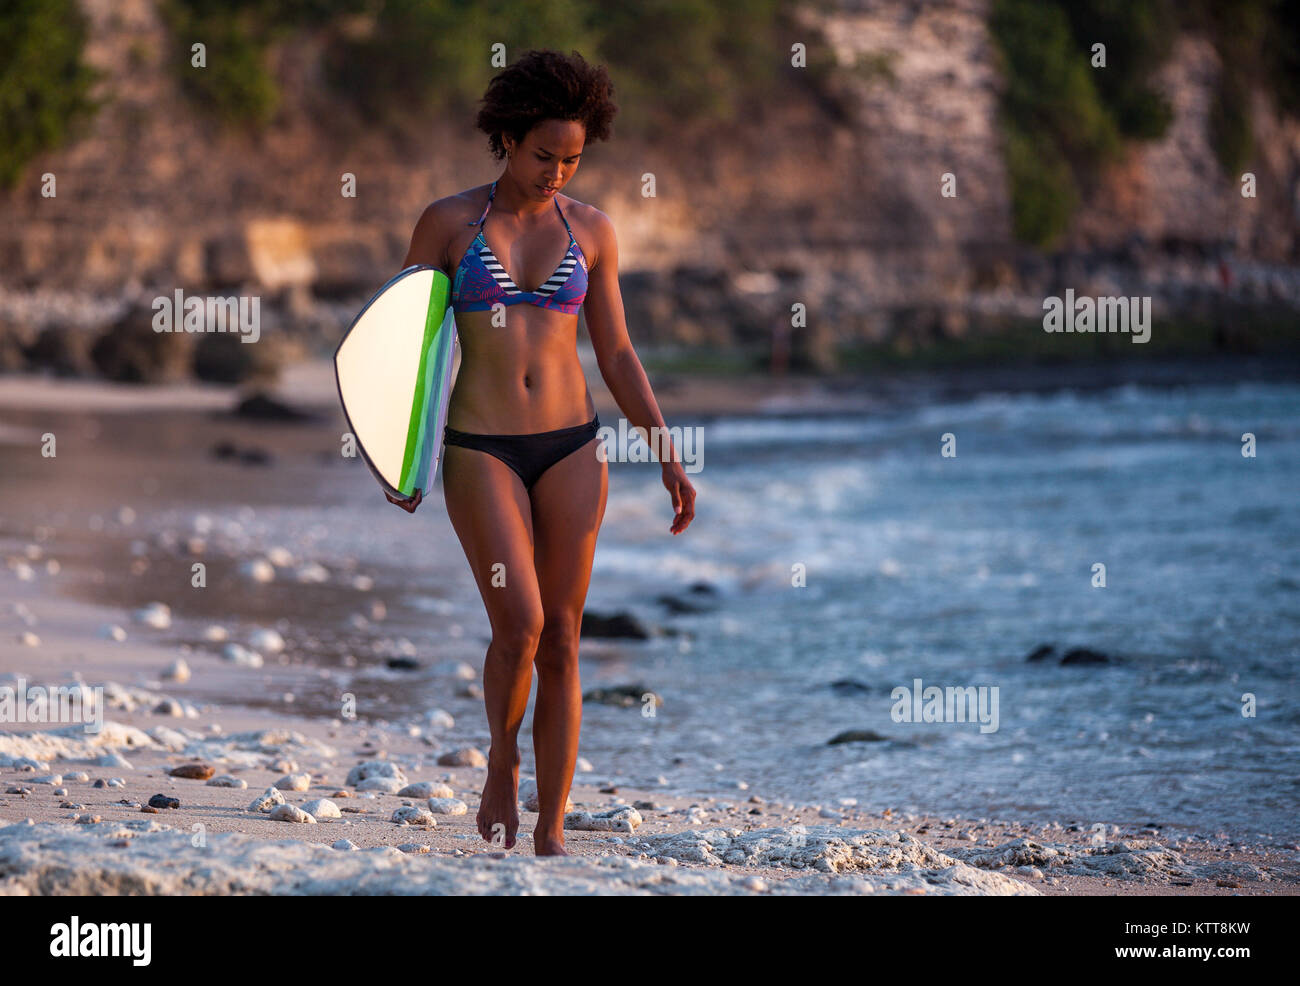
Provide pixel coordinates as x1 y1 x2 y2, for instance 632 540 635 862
1 0 1298 380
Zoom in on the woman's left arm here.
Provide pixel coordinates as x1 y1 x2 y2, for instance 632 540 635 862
583 209 696 535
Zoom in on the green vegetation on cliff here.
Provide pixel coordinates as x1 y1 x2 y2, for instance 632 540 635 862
989 0 1176 249
1 0 819 186
157 0 800 137
157 0 342 129
4 0 1300 241
991 0 1300 249
0 0 102 189
1187 0 1300 175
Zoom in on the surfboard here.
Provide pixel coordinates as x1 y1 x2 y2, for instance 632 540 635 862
334 264 459 506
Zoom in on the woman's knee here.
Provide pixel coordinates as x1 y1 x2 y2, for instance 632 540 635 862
489 608 545 662
535 613 581 673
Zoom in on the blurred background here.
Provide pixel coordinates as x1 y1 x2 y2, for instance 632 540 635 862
1 0 1298 841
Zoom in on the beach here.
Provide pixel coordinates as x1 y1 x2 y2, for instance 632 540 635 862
4 580 1297 896
2 358 1298 896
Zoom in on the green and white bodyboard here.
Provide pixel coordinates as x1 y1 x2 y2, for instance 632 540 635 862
334 265 459 504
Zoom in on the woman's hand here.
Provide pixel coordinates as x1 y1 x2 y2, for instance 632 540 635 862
662 461 696 535
384 487 422 513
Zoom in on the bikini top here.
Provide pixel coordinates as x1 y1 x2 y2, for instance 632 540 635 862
451 179 589 315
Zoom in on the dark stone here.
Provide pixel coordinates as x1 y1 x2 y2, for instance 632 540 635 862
385 657 421 671
827 729 890 745
1025 644 1055 663
240 447 271 465
581 610 650 639
1061 647 1110 665
654 594 712 614
687 581 718 595
148 794 180 809
23 324 95 376
232 391 315 422
91 304 195 383
168 763 215 780
193 331 260 383
582 683 661 708
209 441 272 465
829 678 873 696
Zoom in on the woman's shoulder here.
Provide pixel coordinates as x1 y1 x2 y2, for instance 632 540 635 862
559 194 614 265
407 186 492 271
426 184 492 226
557 191 607 228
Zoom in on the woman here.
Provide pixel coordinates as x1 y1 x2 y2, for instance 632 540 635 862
390 50 696 856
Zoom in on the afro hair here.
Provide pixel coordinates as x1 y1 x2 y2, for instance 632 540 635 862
474 49 617 160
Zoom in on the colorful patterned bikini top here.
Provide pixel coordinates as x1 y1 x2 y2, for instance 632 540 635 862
451 179 589 315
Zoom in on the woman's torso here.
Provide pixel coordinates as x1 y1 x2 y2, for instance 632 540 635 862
439 182 596 435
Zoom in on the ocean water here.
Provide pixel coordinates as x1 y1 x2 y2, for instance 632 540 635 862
578 379 1300 839
5 375 1297 841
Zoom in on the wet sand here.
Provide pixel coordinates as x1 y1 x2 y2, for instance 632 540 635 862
3 517 1297 895
2 362 1297 895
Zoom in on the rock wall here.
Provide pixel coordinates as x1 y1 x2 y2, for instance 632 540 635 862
1 0 1298 379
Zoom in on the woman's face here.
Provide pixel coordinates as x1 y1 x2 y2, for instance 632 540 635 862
506 119 585 200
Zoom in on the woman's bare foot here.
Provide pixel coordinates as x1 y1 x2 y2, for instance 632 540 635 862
534 828 568 856
476 753 520 848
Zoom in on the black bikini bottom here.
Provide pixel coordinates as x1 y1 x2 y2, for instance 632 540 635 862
443 414 601 490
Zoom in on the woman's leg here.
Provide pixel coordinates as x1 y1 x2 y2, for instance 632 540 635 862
527 436 608 855
441 443 542 850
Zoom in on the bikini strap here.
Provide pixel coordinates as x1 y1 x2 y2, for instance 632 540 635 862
554 197 577 245
467 180 497 229
466 180 575 248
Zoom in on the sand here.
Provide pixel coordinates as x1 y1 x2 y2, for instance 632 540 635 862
2 574 1297 896
0 356 862 420
2 362 1298 895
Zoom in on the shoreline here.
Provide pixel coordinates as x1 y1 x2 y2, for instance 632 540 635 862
3 567 1297 896
3 350 1298 422
3 355 1297 895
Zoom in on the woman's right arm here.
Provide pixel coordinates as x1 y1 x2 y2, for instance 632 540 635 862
402 200 453 274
